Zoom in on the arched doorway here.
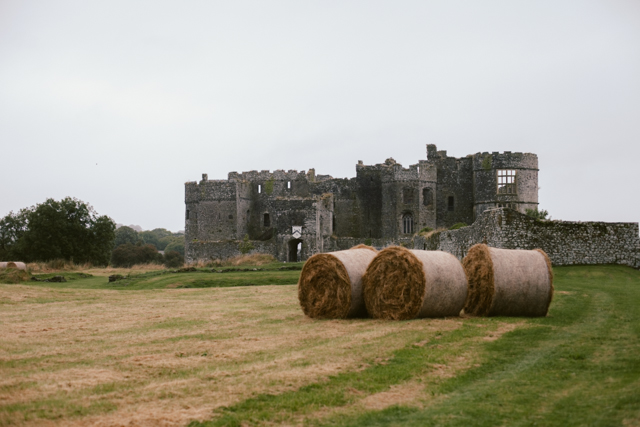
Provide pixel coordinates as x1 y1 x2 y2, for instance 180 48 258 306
288 239 303 262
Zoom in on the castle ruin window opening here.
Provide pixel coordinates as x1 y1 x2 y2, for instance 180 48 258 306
186 210 190 220
497 170 517 194
422 188 433 206
258 184 262 193
448 196 455 211
228 214 233 220
403 188 414 204
403 213 414 234
263 213 270 227
287 181 291 189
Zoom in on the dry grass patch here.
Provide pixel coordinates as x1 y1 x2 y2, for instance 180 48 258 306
0 284 463 426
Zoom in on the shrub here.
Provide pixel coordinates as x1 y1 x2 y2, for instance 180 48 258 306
111 243 163 268
419 227 433 234
163 251 184 268
526 208 549 220
238 234 255 255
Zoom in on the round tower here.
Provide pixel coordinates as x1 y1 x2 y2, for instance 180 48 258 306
472 151 538 219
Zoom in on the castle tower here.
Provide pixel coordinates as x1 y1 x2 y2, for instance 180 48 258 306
472 151 539 218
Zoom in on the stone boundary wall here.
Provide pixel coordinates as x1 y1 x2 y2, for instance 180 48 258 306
186 236 416 263
186 241 277 263
417 208 640 268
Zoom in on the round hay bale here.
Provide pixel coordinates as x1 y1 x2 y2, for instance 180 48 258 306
462 244 554 317
298 246 377 318
362 246 468 320
0 262 27 271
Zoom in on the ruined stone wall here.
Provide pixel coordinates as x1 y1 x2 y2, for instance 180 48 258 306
418 208 640 268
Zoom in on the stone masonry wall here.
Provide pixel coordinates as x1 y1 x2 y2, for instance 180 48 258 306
418 208 640 268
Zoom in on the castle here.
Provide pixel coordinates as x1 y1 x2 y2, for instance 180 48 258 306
184 144 539 262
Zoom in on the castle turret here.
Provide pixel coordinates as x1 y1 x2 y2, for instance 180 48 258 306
472 151 539 218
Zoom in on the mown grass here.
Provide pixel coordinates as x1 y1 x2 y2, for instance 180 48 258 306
23 263 304 290
1 265 638 426
190 265 640 427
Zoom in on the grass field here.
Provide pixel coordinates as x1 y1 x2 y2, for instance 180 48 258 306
0 264 639 426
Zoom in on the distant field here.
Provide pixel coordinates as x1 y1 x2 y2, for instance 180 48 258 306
25 263 305 290
1 265 639 426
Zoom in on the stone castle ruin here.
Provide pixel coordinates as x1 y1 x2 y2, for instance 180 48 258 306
186 144 545 262
186 143 640 268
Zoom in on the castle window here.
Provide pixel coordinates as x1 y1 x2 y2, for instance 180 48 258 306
403 188 414 204
263 213 270 227
229 214 233 220
497 170 517 194
287 181 291 189
448 196 455 212
186 210 190 220
422 188 433 207
258 184 262 193
403 214 414 234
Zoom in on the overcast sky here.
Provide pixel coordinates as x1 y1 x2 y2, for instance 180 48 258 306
1 0 639 232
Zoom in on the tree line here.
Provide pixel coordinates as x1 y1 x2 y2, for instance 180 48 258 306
0 197 184 268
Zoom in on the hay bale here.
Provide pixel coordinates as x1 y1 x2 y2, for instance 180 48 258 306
298 246 377 318
362 246 468 320
462 244 554 317
0 262 27 271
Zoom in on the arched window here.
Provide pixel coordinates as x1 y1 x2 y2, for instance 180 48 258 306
403 213 413 234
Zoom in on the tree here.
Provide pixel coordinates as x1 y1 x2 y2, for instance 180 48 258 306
140 228 173 250
114 226 141 248
164 236 185 256
0 198 116 265
0 209 28 260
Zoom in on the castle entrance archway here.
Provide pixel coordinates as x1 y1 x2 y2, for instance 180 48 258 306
288 239 303 262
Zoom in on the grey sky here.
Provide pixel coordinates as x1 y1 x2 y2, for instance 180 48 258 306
1 0 639 232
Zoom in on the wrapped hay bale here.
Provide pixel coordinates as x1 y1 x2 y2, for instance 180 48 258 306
298 245 377 318
362 246 468 320
462 244 554 317
0 262 27 271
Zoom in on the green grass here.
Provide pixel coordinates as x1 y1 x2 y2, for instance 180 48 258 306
190 265 640 427
26 265 303 290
